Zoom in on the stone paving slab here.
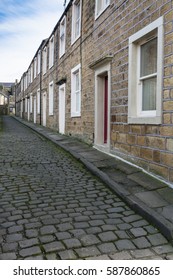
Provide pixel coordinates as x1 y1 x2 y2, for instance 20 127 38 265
158 188 173 204
91 159 118 169
0 116 173 260
101 160 140 175
128 172 167 190
135 191 169 208
160 206 173 223
47 134 65 141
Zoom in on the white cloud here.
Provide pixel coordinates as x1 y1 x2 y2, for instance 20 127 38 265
0 0 65 82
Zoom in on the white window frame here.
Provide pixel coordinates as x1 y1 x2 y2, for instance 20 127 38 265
24 74 27 91
59 83 66 134
71 64 81 117
59 16 66 57
25 72 28 89
25 97 27 113
30 64 33 83
128 17 163 124
37 50 41 74
23 75 25 91
27 70 30 86
28 68 31 85
49 81 54 116
37 89 40 114
34 57 37 79
71 0 82 44
21 99 23 115
95 0 110 19
21 77 23 91
30 93 33 113
49 35 54 69
43 47 47 75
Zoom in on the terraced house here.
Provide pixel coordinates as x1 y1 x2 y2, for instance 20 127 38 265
15 0 173 184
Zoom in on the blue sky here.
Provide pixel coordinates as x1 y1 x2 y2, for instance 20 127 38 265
0 0 65 82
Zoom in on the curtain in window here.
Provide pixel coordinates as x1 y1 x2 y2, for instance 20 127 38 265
140 38 157 111
75 72 80 112
75 3 80 38
142 77 156 111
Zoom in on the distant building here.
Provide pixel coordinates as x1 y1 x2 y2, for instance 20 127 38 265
0 82 15 115
15 0 173 185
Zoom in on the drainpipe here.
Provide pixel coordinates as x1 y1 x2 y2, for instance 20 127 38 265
80 0 83 134
40 48 43 126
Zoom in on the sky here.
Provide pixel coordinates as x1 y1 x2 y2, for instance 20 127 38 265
0 0 65 82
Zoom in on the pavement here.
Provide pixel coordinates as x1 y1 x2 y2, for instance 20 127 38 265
0 115 173 260
13 116 173 241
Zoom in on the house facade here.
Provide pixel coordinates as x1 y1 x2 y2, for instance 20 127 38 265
0 82 15 115
15 0 173 184
0 92 8 115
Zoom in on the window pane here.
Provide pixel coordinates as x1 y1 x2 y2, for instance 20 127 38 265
142 77 156 111
61 33 65 43
76 91 80 112
76 3 80 19
75 72 79 91
60 29 64 38
97 0 103 13
75 20 80 37
62 20 65 32
75 4 80 37
141 38 157 77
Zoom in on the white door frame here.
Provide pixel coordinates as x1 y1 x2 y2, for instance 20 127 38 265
27 98 30 121
20 100 23 118
43 92 47 127
34 96 36 124
59 84 66 134
94 62 111 153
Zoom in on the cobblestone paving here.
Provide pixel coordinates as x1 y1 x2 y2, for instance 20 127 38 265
0 116 173 260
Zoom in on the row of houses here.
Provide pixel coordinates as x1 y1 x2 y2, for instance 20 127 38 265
15 0 173 184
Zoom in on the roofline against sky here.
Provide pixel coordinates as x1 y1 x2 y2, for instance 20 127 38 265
20 0 73 81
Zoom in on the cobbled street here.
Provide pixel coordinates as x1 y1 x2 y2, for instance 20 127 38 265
0 116 173 260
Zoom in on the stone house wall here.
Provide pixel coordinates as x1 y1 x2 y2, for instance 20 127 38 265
91 0 173 182
15 0 173 184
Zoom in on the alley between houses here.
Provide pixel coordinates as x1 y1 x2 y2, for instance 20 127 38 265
0 116 173 260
